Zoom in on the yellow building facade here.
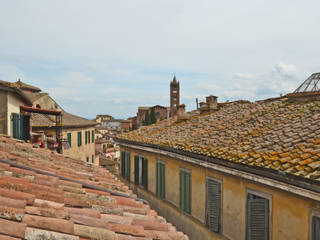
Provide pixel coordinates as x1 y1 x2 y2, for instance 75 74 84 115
118 142 320 240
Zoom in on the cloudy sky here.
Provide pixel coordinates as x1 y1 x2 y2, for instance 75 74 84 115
1 0 320 119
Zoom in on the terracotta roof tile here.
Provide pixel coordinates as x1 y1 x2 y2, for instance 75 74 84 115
0 135 188 240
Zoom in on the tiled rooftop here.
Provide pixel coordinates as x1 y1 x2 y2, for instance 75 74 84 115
119 98 320 181
0 135 188 240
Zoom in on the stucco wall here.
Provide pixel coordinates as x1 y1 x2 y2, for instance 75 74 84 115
62 127 96 164
121 146 320 240
33 95 62 110
0 91 8 135
7 92 24 136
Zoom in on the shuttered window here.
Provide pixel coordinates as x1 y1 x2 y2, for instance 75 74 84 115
206 178 221 233
156 161 165 199
86 157 89 163
92 130 94 143
85 131 88 144
92 155 94 163
134 155 139 185
246 193 269 240
125 151 131 180
67 133 72 147
77 132 82 147
88 131 90 144
134 155 148 190
312 216 320 240
121 151 126 177
12 113 29 141
180 169 191 214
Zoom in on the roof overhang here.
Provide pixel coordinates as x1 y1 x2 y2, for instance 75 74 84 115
115 138 320 202
20 105 62 115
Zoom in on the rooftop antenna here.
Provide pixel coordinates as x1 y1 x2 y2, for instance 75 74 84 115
196 98 199 110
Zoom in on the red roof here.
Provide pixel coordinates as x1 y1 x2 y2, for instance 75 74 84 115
0 135 188 239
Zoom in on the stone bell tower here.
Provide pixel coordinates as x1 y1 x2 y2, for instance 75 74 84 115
170 75 180 117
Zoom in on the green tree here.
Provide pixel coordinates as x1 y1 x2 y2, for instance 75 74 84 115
150 108 156 124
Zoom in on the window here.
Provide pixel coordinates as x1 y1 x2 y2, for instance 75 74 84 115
180 168 191 214
77 132 82 147
312 215 320 240
88 131 90 144
67 133 72 147
156 161 165 199
86 157 89 163
134 155 148 190
206 177 221 233
121 151 131 180
92 130 94 143
85 131 88 144
92 155 94 164
246 192 270 240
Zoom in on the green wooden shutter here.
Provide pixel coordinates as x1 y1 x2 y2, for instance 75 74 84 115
180 170 191 214
121 151 126 177
92 130 94 143
156 162 165 199
206 178 221 233
312 216 320 240
88 131 90 144
77 132 80 146
180 170 184 211
142 158 148 190
126 152 131 180
246 194 269 240
67 133 72 147
156 162 160 197
134 156 139 185
185 172 191 214
86 157 89 163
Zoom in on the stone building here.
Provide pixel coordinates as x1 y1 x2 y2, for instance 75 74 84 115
0 80 33 139
0 80 97 164
116 74 320 240
133 76 185 129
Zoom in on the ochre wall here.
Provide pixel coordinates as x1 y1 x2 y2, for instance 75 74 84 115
62 127 96 164
7 92 25 136
0 91 8 135
121 146 320 240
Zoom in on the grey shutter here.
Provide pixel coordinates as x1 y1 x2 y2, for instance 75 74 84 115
134 156 139 185
312 216 320 240
206 178 221 233
247 195 269 240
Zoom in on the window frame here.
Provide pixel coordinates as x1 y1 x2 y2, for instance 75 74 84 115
77 131 82 147
205 176 222 234
310 209 320 240
134 155 148 190
67 132 72 147
246 188 272 240
156 160 166 199
179 167 191 214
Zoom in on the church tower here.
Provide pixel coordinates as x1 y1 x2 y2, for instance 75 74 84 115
170 75 180 117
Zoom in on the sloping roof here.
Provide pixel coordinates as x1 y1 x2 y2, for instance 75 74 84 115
31 111 97 128
0 135 188 239
119 98 320 181
15 80 42 92
0 81 33 106
23 91 48 102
